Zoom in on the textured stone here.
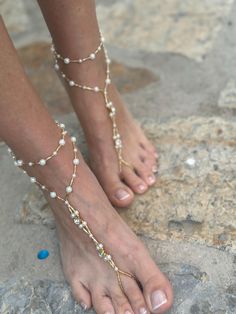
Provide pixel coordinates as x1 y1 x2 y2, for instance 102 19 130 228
218 79 236 109
97 0 234 61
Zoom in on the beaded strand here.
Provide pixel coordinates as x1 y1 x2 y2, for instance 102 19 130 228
51 33 132 172
8 122 135 293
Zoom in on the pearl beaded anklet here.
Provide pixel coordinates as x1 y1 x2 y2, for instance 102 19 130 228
51 33 132 172
8 122 135 293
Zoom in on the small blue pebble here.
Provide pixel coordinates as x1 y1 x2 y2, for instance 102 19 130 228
37 249 49 260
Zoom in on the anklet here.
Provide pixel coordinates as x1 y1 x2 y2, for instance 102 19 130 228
51 33 133 172
8 122 67 167
8 123 135 294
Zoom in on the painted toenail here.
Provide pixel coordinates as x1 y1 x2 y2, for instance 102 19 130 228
151 290 167 311
148 175 156 184
139 307 148 314
152 165 158 173
115 189 130 200
80 302 88 310
138 184 147 192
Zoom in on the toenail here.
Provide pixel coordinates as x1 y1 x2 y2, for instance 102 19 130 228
138 184 147 192
147 175 156 185
115 189 130 200
152 165 158 173
139 307 148 314
151 290 167 311
80 302 88 310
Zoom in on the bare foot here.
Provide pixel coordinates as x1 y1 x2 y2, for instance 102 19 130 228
56 39 158 208
31 139 172 314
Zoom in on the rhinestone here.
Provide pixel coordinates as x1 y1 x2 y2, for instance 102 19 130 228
74 218 80 224
64 58 70 64
30 177 36 183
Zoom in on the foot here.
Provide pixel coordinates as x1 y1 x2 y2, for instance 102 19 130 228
32 140 173 314
57 37 158 208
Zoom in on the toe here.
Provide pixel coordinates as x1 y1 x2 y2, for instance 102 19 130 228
143 275 173 314
135 163 156 187
71 280 92 310
133 257 173 313
94 167 134 208
92 290 115 314
121 167 148 195
123 277 149 314
110 288 134 314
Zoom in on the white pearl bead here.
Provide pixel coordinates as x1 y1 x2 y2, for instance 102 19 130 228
28 162 33 166
69 80 75 86
106 58 111 64
74 148 78 152
64 58 70 64
62 74 66 78
60 123 65 128
79 59 82 63
90 53 95 60
72 174 76 178
71 136 76 143
79 224 83 229
71 213 75 218
66 186 73 193
59 139 65 146
73 158 80 165
57 54 61 58
105 78 111 84
53 151 57 156
17 160 23 166
101 36 105 43
94 86 99 92
30 177 36 183
39 159 46 166
54 63 59 70
41 185 46 190
50 191 57 198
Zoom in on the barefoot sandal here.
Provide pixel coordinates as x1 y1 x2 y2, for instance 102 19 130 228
8 122 135 294
50 33 133 172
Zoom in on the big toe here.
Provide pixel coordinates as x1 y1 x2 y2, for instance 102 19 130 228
94 167 134 207
134 253 173 313
143 274 173 313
